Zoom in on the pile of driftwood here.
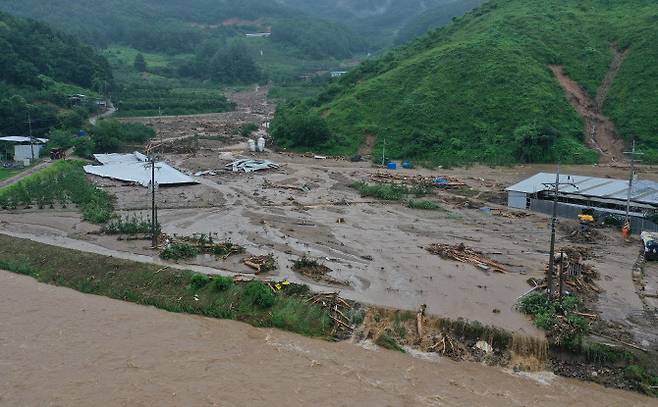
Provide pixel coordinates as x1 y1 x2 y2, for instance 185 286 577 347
491 208 530 219
292 257 350 286
146 138 199 154
369 172 465 188
426 243 508 273
244 254 277 274
306 292 353 337
548 250 600 299
160 233 245 259
262 179 310 192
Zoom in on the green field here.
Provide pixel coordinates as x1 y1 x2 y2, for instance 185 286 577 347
0 168 19 181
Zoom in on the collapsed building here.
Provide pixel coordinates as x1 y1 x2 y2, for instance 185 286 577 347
506 172 658 233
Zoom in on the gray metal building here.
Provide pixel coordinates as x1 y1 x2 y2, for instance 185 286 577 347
506 172 658 225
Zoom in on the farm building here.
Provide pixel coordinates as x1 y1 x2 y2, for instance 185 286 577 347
0 136 49 163
506 172 658 232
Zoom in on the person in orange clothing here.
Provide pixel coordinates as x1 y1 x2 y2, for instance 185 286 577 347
622 221 631 241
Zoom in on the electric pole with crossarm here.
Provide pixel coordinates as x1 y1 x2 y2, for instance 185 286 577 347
542 164 578 300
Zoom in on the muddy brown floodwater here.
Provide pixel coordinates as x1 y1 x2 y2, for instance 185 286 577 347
0 271 654 407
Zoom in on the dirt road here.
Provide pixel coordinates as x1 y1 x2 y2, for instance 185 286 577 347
1 270 653 407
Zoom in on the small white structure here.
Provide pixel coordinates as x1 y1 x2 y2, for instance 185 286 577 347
84 152 197 187
257 136 266 152
245 32 271 38
331 71 348 78
0 136 49 162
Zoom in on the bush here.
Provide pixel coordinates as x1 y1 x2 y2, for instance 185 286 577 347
190 273 210 290
271 297 331 336
407 199 442 210
239 122 259 137
351 182 408 201
213 275 233 292
375 333 405 352
520 293 590 348
241 281 274 308
160 243 199 260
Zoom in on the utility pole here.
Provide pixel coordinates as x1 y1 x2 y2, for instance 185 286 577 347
148 155 158 248
624 139 643 228
27 111 35 161
381 137 386 166
543 164 578 300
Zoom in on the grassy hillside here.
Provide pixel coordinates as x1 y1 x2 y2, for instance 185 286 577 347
272 0 658 165
0 11 113 136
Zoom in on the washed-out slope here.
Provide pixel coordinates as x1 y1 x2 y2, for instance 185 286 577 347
307 0 658 164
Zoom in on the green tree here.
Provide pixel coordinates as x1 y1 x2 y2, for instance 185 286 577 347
211 42 261 84
133 53 147 72
271 103 331 148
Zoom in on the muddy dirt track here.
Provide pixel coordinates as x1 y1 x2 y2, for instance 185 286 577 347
1 271 654 407
549 46 628 164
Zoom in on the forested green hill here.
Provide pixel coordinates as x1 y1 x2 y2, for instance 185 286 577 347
276 0 484 48
272 0 658 164
0 12 113 135
0 0 366 59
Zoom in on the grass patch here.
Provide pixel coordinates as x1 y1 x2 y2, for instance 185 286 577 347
375 332 405 352
0 161 113 224
160 243 199 260
0 168 20 181
350 181 431 201
407 199 443 210
103 214 158 236
520 293 589 349
0 234 333 338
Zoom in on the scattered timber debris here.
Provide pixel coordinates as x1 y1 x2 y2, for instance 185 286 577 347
305 292 354 337
539 248 601 299
146 137 199 154
426 243 508 273
292 256 350 286
369 172 465 188
490 208 530 219
160 234 245 259
262 179 310 192
559 221 605 243
244 254 277 273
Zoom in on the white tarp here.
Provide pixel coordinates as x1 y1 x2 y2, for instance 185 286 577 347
0 136 49 144
84 152 196 187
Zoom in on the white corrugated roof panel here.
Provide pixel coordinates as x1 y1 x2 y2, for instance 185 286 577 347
506 172 658 206
85 152 196 187
0 136 49 144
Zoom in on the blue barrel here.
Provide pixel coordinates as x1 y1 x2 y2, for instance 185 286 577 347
402 161 411 169
387 162 397 170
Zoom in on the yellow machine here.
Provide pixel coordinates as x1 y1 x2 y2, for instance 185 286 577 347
578 212 595 233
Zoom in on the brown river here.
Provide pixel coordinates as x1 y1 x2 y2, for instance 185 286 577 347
0 271 654 406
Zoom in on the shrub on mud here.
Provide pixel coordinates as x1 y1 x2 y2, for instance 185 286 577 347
212 275 233 292
160 243 199 260
190 273 210 290
241 281 274 308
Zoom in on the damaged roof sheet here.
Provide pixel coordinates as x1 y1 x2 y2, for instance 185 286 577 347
0 136 49 144
84 152 197 187
507 172 658 205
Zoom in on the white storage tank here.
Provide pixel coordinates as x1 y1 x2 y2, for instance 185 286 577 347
248 139 256 152
257 137 266 152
